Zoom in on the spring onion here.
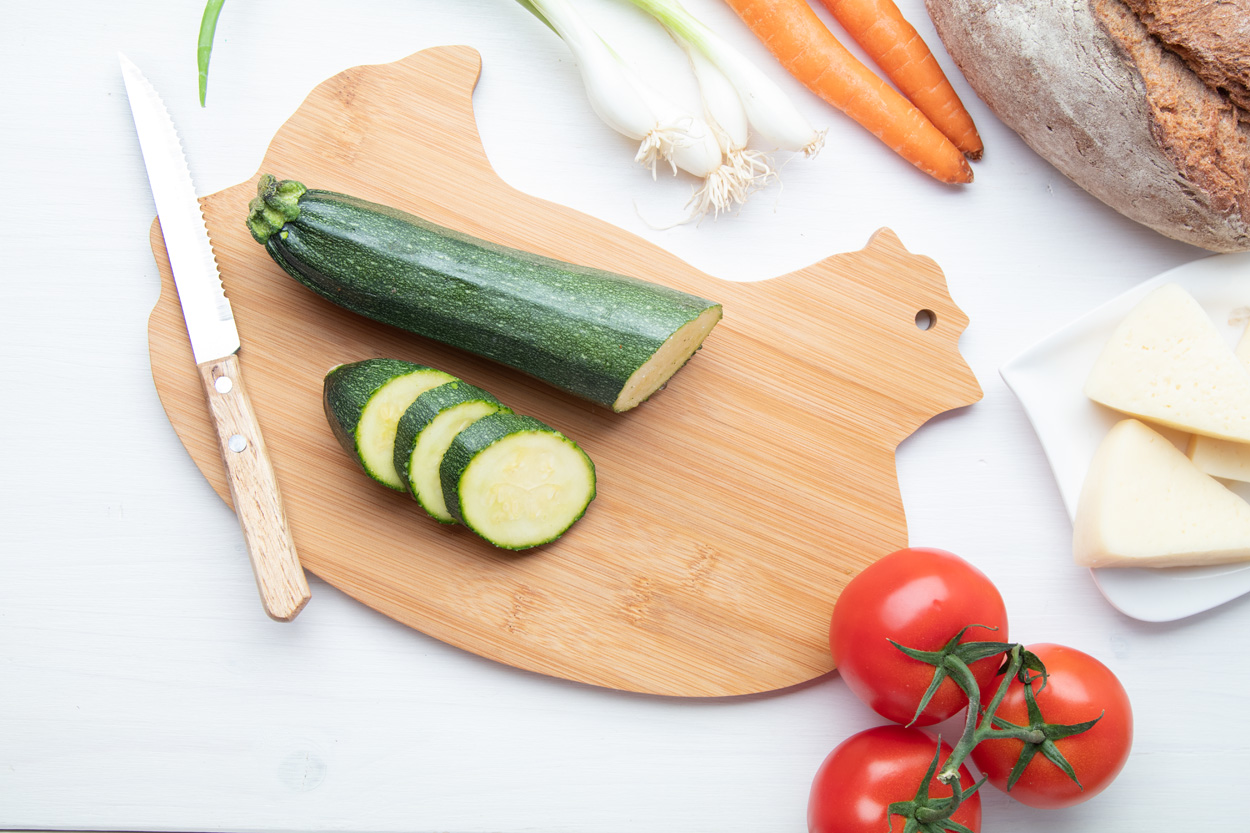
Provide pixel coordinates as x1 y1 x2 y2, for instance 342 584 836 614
681 41 776 218
521 0 724 180
197 0 226 107
519 0 824 219
191 0 821 217
625 0 826 156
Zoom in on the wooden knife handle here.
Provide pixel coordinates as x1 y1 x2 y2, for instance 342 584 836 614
197 353 311 621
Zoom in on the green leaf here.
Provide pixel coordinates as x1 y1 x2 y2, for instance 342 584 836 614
1017 649 1050 690
913 743 943 802
197 0 226 106
887 800 916 832
994 682 1102 793
1022 675 1047 725
889 640 948 665
956 640 1015 665
1045 713 1103 741
889 631 1012 726
1004 741 1039 791
888 640 951 725
912 666 950 725
985 710 1037 735
963 775 987 799
1037 739 1084 790
940 821 980 833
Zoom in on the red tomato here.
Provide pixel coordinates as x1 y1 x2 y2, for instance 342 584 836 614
830 548 1009 726
808 725 981 833
970 643 1132 809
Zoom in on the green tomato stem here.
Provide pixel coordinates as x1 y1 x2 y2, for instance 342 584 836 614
980 643 1023 719
937 644 1024 784
914 775 962 824
933 655 980 784
887 633 1104 827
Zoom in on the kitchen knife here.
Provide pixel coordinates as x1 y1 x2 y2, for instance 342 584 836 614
120 53 310 621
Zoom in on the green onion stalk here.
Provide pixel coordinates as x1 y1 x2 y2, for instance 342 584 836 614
197 0 225 107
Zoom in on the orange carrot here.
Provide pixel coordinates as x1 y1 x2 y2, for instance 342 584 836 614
817 0 983 159
723 0 972 184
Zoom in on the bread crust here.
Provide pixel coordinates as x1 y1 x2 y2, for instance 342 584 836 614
926 0 1250 252
1121 0 1250 119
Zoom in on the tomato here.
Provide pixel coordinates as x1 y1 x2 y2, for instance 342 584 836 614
808 725 981 833
970 643 1133 809
830 547 1009 726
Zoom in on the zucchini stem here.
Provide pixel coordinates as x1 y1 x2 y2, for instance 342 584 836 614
246 175 307 244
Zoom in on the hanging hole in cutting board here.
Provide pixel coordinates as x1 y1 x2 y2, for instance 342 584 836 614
916 309 937 330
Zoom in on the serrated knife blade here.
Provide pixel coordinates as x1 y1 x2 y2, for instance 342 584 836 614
120 53 238 365
120 53 309 621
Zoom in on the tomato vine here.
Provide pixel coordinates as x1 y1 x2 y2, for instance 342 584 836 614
852 641 1105 830
814 549 1133 831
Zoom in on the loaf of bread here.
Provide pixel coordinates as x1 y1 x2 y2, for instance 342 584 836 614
925 0 1250 252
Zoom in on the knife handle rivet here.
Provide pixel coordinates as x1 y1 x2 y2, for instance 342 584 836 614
228 433 248 453
215 375 234 394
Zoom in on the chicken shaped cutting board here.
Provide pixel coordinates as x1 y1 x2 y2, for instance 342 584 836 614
147 46 982 697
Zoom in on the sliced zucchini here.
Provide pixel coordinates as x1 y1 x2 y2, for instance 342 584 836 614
394 381 510 523
323 359 456 490
440 413 597 550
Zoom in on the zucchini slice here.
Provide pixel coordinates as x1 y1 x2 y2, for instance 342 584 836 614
394 381 510 523
248 176 723 412
440 413 597 550
323 359 456 490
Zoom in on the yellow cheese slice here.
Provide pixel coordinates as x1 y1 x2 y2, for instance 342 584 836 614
1084 283 1250 442
1188 323 1250 482
1073 419 1250 568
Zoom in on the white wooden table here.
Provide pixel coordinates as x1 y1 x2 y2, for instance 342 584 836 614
4 0 1246 830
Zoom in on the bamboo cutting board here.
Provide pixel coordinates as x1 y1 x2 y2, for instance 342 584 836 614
147 45 982 697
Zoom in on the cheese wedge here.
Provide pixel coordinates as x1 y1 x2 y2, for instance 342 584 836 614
1084 283 1250 442
1188 324 1250 482
1073 419 1250 568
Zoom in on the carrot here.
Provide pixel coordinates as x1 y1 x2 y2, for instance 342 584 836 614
816 0 983 159
723 0 972 184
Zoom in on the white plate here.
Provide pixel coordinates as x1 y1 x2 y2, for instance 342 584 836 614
1000 252 1250 622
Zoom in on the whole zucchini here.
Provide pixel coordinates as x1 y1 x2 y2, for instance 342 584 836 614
246 176 723 412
